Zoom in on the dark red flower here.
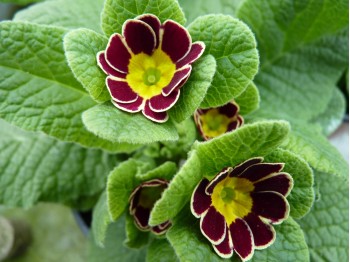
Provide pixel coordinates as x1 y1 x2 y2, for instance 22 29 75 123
129 179 171 234
97 14 205 123
191 157 293 260
194 101 244 140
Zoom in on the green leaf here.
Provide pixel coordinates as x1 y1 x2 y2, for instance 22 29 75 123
310 88 346 136
237 0 348 121
136 161 177 182
146 238 178 262
150 120 290 225
298 171 349 262
149 150 201 226
91 192 111 248
107 159 146 221
168 54 216 122
88 215 146 262
101 0 186 37
188 14 259 108
64 29 110 103
178 0 244 24
265 149 314 219
234 81 260 115
14 0 104 33
283 123 348 177
82 103 179 144
124 213 149 249
195 120 291 176
0 119 118 209
0 203 87 262
251 218 309 262
0 21 136 152
0 0 42 4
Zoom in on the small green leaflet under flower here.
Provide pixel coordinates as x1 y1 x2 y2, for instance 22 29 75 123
97 14 205 123
191 157 293 261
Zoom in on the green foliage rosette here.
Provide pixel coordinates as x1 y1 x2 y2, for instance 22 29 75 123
0 0 348 261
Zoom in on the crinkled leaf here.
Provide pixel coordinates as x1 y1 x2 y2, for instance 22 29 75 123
188 14 259 108
0 119 118 209
64 29 110 103
91 191 111 248
238 0 348 121
283 123 348 177
310 88 346 136
0 203 87 262
14 0 104 33
298 171 349 262
101 0 186 36
149 151 201 226
136 161 177 182
82 103 179 144
0 21 136 152
124 213 149 249
150 121 290 225
169 55 216 122
265 148 314 219
235 81 260 115
195 120 291 176
146 238 178 262
251 218 309 262
89 215 146 262
178 0 244 24
107 159 150 221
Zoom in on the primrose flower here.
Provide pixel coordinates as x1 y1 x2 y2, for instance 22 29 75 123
97 14 205 123
129 179 171 234
194 101 243 140
191 157 293 261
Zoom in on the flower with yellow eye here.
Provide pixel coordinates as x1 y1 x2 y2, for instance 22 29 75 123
97 14 205 123
191 157 293 261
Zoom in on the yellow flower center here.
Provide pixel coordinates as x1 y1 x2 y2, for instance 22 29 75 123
200 109 231 138
126 48 176 99
211 176 254 225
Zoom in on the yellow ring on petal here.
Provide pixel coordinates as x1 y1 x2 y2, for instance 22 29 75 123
200 109 232 138
211 177 254 225
126 48 176 99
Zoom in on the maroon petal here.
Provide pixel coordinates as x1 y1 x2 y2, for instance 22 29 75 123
105 33 131 74
136 14 161 48
106 77 138 103
129 186 141 213
200 206 226 245
212 228 233 258
227 121 239 132
97 51 126 78
218 102 239 118
176 41 205 68
162 66 191 96
238 163 285 182
161 20 191 63
205 167 231 195
251 191 289 224
142 100 168 123
149 89 180 112
243 213 276 249
190 178 212 218
151 221 172 235
123 19 156 55
253 173 293 196
230 218 254 261
229 157 264 177
112 96 144 113
133 206 151 230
